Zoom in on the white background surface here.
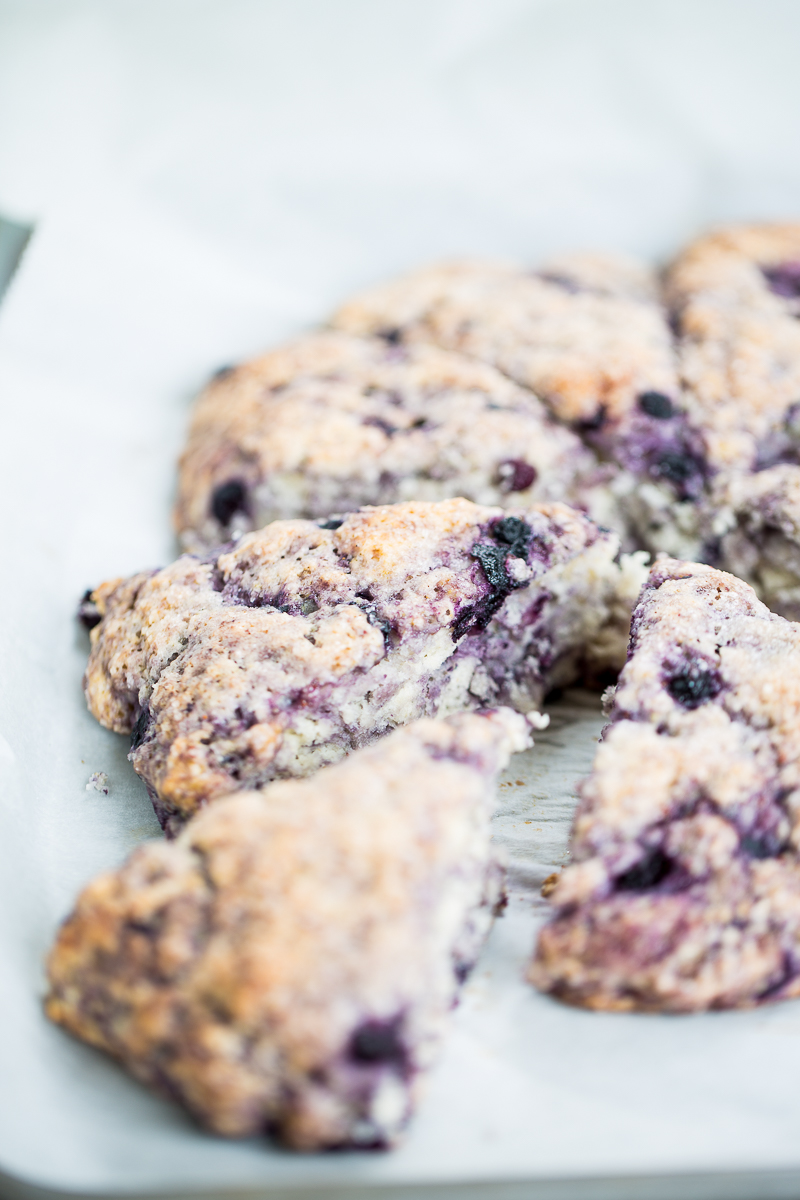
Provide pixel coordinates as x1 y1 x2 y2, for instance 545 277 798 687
5 1 800 1194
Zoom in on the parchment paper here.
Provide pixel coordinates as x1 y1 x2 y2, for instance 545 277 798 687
4 2 800 1194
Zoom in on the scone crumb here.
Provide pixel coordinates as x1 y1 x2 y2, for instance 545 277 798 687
85 772 109 795
541 872 560 898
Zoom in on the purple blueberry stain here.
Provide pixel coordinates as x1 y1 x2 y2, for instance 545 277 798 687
762 261 800 300
211 480 249 527
453 961 473 985
638 391 675 420
378 327 403 345
497 458 538 493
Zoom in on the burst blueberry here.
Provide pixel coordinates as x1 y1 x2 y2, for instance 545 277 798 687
616 848 672 891
211 480 249 526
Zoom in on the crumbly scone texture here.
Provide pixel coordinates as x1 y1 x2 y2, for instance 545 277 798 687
331 255 704 557
712 464 800 620
175 331 615 554
331 255 678 433
531 557 800 1013
46 709 529 1150
84 498 643 833
666 223 800 474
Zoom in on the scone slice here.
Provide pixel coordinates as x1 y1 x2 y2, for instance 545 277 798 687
531 558 800 1012
175 330 611 554
666 222 800 475
83 497 645 832
332 255 704 556
711 464 800 620
46 709 529 1150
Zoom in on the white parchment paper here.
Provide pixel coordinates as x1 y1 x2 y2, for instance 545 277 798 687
4 2 800 1194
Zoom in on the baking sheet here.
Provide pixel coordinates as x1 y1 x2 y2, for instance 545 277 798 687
5 1 800 1194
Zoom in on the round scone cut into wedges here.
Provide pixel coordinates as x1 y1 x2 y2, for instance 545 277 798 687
531 558 800 1013
175 330 613 554
83 497 645 834
46 710 530 1151
332 254 704 559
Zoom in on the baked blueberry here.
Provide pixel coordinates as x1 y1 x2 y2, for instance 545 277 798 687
211 479 249 527
497 459 538 493
665 224 800 475
666 662 722 708
349 1021 405 1065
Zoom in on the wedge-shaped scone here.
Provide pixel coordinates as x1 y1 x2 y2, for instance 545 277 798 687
332 255 702 557
175 331 614 554
83 497 644 833
46 710 529 1150
666 223 800 474
712 465 800 620
531 558 800 1012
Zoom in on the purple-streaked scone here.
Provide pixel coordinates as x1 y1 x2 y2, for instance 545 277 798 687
711 465 800 620
666 223 800 476
660 223 800 609
174 331 616 554
530 558 800 1012
331 254 703 557
45 710 530 1150
82 498 645 835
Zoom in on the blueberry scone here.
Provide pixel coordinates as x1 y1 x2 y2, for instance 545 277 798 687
531 558 800 1012
666 223 800 475
332 255 703 556
46 709 529 1150
83 498 644 834
711 465 800 620
175 331 613 554
664 224 800 613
